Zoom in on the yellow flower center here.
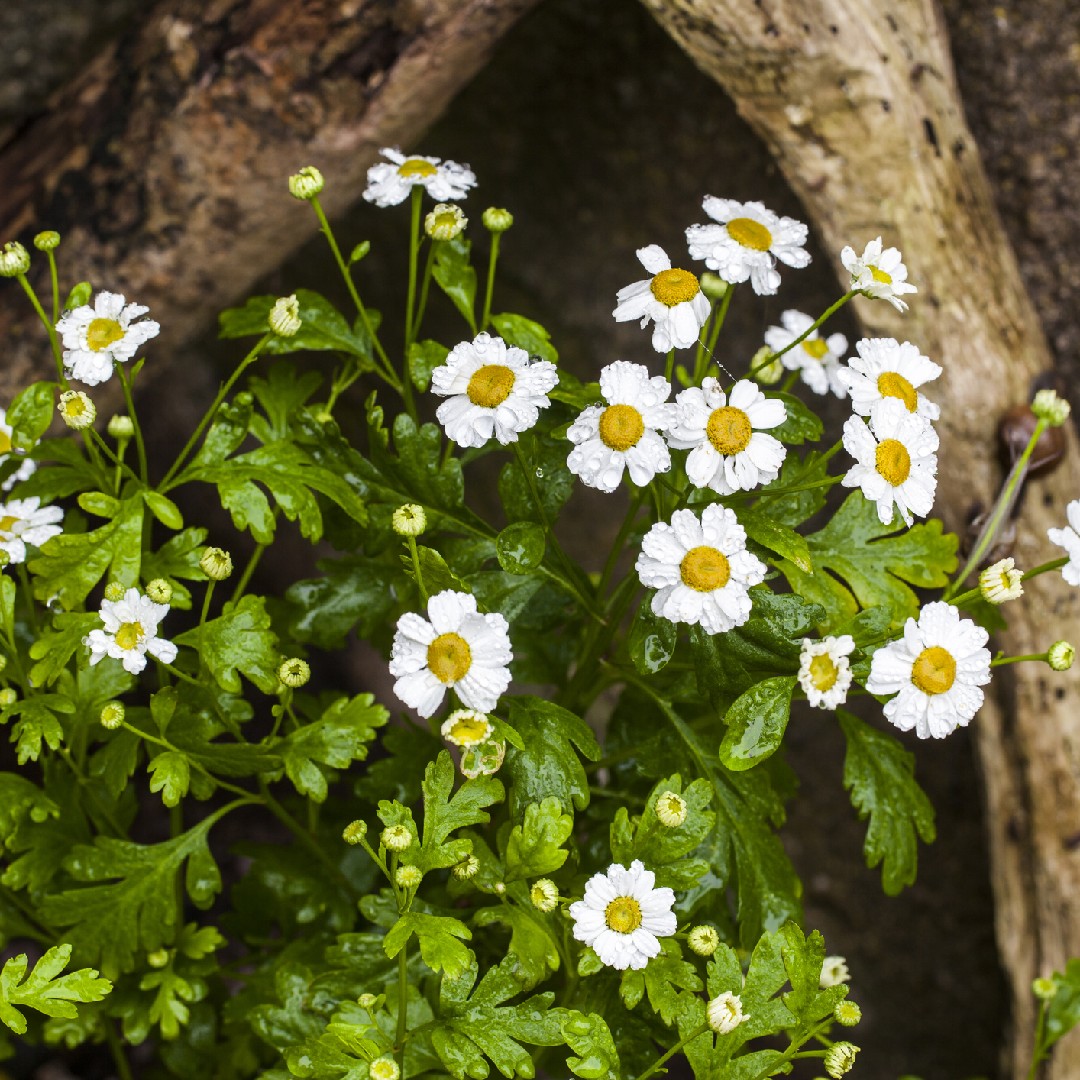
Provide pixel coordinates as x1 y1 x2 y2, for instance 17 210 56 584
875 438 911 486
447 713 490 747
115 622 143 650
0 515 18 534
397 158 437 178
802 338 829 361
467 364 516 408
650 267 700 307
86 318 125 353
911 645 957 696
604 896 643 934
0 431 10 454
808 653 838 692
680 546 731 592
869 264 893 285
427 632 472 684
598 404 645 452
726 217 773 251
706 406 753 455
877 371 918 412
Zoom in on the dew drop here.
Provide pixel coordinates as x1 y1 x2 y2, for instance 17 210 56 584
535 468 544 478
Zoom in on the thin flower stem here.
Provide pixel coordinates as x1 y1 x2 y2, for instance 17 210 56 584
16 564 39 637
1027 1001 1049 1080
401 188 424 418
664 348 676 386
748 291 855 380
634 1023 709 1080
104 1018 135 1080
230 539 269 605
991 653 1049 667
197 580 216 677
115 364 149 484
407 535 428 604
396 944 409 1073
598 489 645 597
481 232 501 330
46 251 61 324
1023 556 1069 582
16 273 66 383
695 286 734 384
411 242 437 341
781 369 800 393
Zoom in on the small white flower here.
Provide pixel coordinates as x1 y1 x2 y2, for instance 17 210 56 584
389 590 512 718
84 587 177 676
706 991 749 1034
431 333 558 448
798 635 856 710
837 338 941 426
867 602 991 739
841 403 938 527
841 237 918 312
763 309 848 398
636 504 767 634
569 860 676 971
1048 499 1080 586
0 408 37 491
362 147 476 207
979 557 1024 604
613 244 711 352
56 291 160 387
667 378 787 495
686 197 810 295
820 955 851 988
0 497 63 563
566 361 674 493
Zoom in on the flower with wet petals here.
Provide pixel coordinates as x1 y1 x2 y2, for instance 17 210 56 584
613 244 710 352
837 337 941 427
0 497 63 563
841 236 917 311
798 636 856 710
363 147 476 207
764 309 848 398
85 587 177 676
56 291 160 386
1048 499 1080 587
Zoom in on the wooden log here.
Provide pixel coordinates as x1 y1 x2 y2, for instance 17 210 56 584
638 0 1080 1073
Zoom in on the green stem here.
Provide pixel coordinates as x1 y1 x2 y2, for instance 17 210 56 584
481 232 501 330
407 535 428 604
749 291 855 379
230 541 268 605
115 364 149 484
16 273 66 383
635 1023 709 1080
104 1018 135 1080
401 187 424 418
664 348 675 386
16 563 39 637
780 369 800 393
1028 1001 1049 1080
991 653 1049 667
197 580 216 677
411 243 437 341
46 251 60 324
0 881 53 942
695 286 734 384
396 944 409 1073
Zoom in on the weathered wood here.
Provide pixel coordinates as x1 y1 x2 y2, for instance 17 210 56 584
638 0 1080 1073
0 0 540 404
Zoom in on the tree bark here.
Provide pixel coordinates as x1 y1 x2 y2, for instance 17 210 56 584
0 0 540 404
639 0 1080 1074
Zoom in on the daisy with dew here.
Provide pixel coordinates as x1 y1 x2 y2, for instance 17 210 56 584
569 860 676 971
636 504 767 634
389 590 512 719
0 497 63 564
867 601 991 739
1048 499 1080 586
667 377 787 495
362 147 476 208
686 197 810 296
837 337 941 426
431 333 558 448
566 361 674 493
0 408 37 491
798 635 856 710
763 309 848 398
841 237 918 312
56 291 160 387
84 587 177 676
613 244 711 352
841 401 938 527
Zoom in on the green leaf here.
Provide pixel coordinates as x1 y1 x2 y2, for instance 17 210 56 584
77 491 120 518
628 604 677 675
1045 958 1080 1050
505 698 600 819
28 613 99 687
755 450 832 529
0 945 111 1035
473 904 561 990
496 521 546 574
489 313 559 363
503 798 573 881
249 363 324 441
719 676 798 772
432 236 477 328
778 923 847 1029
64 282 92 311
141 528 209 611
147 751 191 808
5 699 69 764
6 382 55 448
408 339 450 392
738 507 812 573
838 709 936 894
770 391 823 445
0 774 59 847
619 939 702 1025
498 438 574 525
175 594 279 694
384 912 473 979
416 751 503 872
143 491 184 530
555 1010 618 1080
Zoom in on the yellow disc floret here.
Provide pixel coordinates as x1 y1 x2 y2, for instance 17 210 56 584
397 158 437 178
598 404 645 452
680 546 731 592
649 268 700 308
869 264 893 285
115 622 144 651
808 653 839 692
877 371 918 412
706 406 753 455
874 438 911 486
726 217 773 251
911 645 956 696
467 364 516 408
604 896 643 934
427 632 472 684
802 338 830 360
86 318 125 353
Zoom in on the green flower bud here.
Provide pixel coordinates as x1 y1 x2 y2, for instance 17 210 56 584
0 242 30 277
482 207 513 233
104 582 126 602
425 203 468 241
1033 976 1059 1001
58 390 96 430
395 864 422 889
357 992 378 1009
687 925 720 957
369 1057 400 1080
382 824 412 852
392 503 427 537
278 657 310 688
452 853 479 879
33 231 61 252
530 878 559 912
1031 388 1071 427
700 272 729 302
100 701 126 729
0 687 17 709
655 790 687 828
268 294 302 337
107 414 135 440
145 578 173 605
1048 641 1075 672
342 820 368 845
147 948 170 969
750 345 783 385
824 1042 859 1078
834 1000 862 1027
199 547 233 581
288 166 325 201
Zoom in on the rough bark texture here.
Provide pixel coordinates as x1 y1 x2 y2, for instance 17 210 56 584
638 0 1080 1074
0 0 540 403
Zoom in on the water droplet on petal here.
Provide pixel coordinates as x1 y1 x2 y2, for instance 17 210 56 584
535 468 544 478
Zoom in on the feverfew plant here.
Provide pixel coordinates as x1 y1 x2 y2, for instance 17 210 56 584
0 153 1077 1080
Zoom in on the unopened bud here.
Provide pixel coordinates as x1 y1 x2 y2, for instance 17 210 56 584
425 203 467 241
687 925 720 957
979 557 1023 604
706 991 748 1034
1031 388 1071 427
824 1042 859 1078
452 854 479 879
395 864 422 889
834 1000 862 1027
288 166 324 201
101 701 126 729
1033 976 1060 1001
482 207 513 233
382 824 412 852
357 993 378 1009
700 272 729 302
369 1057 400 1080
107 415 135 440
145 578 172 605
58 390 96 430
655 790 687 828
34 231 61 252
530 878 559 912
278 657 310 688
147 948 170 969
342 820 368 845
392 503 427 537
0 688 17 709
269 294 302 337
1048 641 1075 672
199 547 233 581
750 346 783 385
0 242 30 277
104 582 126 602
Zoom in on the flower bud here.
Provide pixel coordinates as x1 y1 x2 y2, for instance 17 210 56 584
482 207 513 233
834 1000 862 1027
288 166 325 201
425 203 467 241
687 925 720 957
100 701 126 729
655 790 687 828
1031 388 1071 427
0 656 7 674
342 820 368 845
269 294 302 337
750 345 783 385
0 242 30 277
441 709 492 748
1033 976 1060 1001
0 688 17 709
34 231 61 252
1048 641 1075 672
493 881 506 895
395 864 422 889
278 657 310 688
979 557 1023 604
700 272 729 302
104 582 126 602
824 1042 859 1078
357 992 378 1009
369 1057 400 1080
200 547 233 581
452 854 479 879
145 578 173 605
530 878 559 912
147 948 170 969
58 390 96 430
820 956 851 988
392 503 427 537
382 824 412 852
706 991 748 1034
107 415 135 440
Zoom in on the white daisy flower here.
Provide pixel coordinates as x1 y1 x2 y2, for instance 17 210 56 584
568 860 676 971
56 291 160 387
840 237 918 312
763 309 848 398
0 497 63 564
1048 499 1080 587
431 332 558 448
866 602 991 739
820 956 851 989
837 337 941 426
362 147 476 208
841 402 939 527
388 590 512 719
798 635 856 710
636 504 767 634
0 408 37 492
84 587 178 676
686 197 811 296
612 244 711 352
667 377 787 495
566 361 674 493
